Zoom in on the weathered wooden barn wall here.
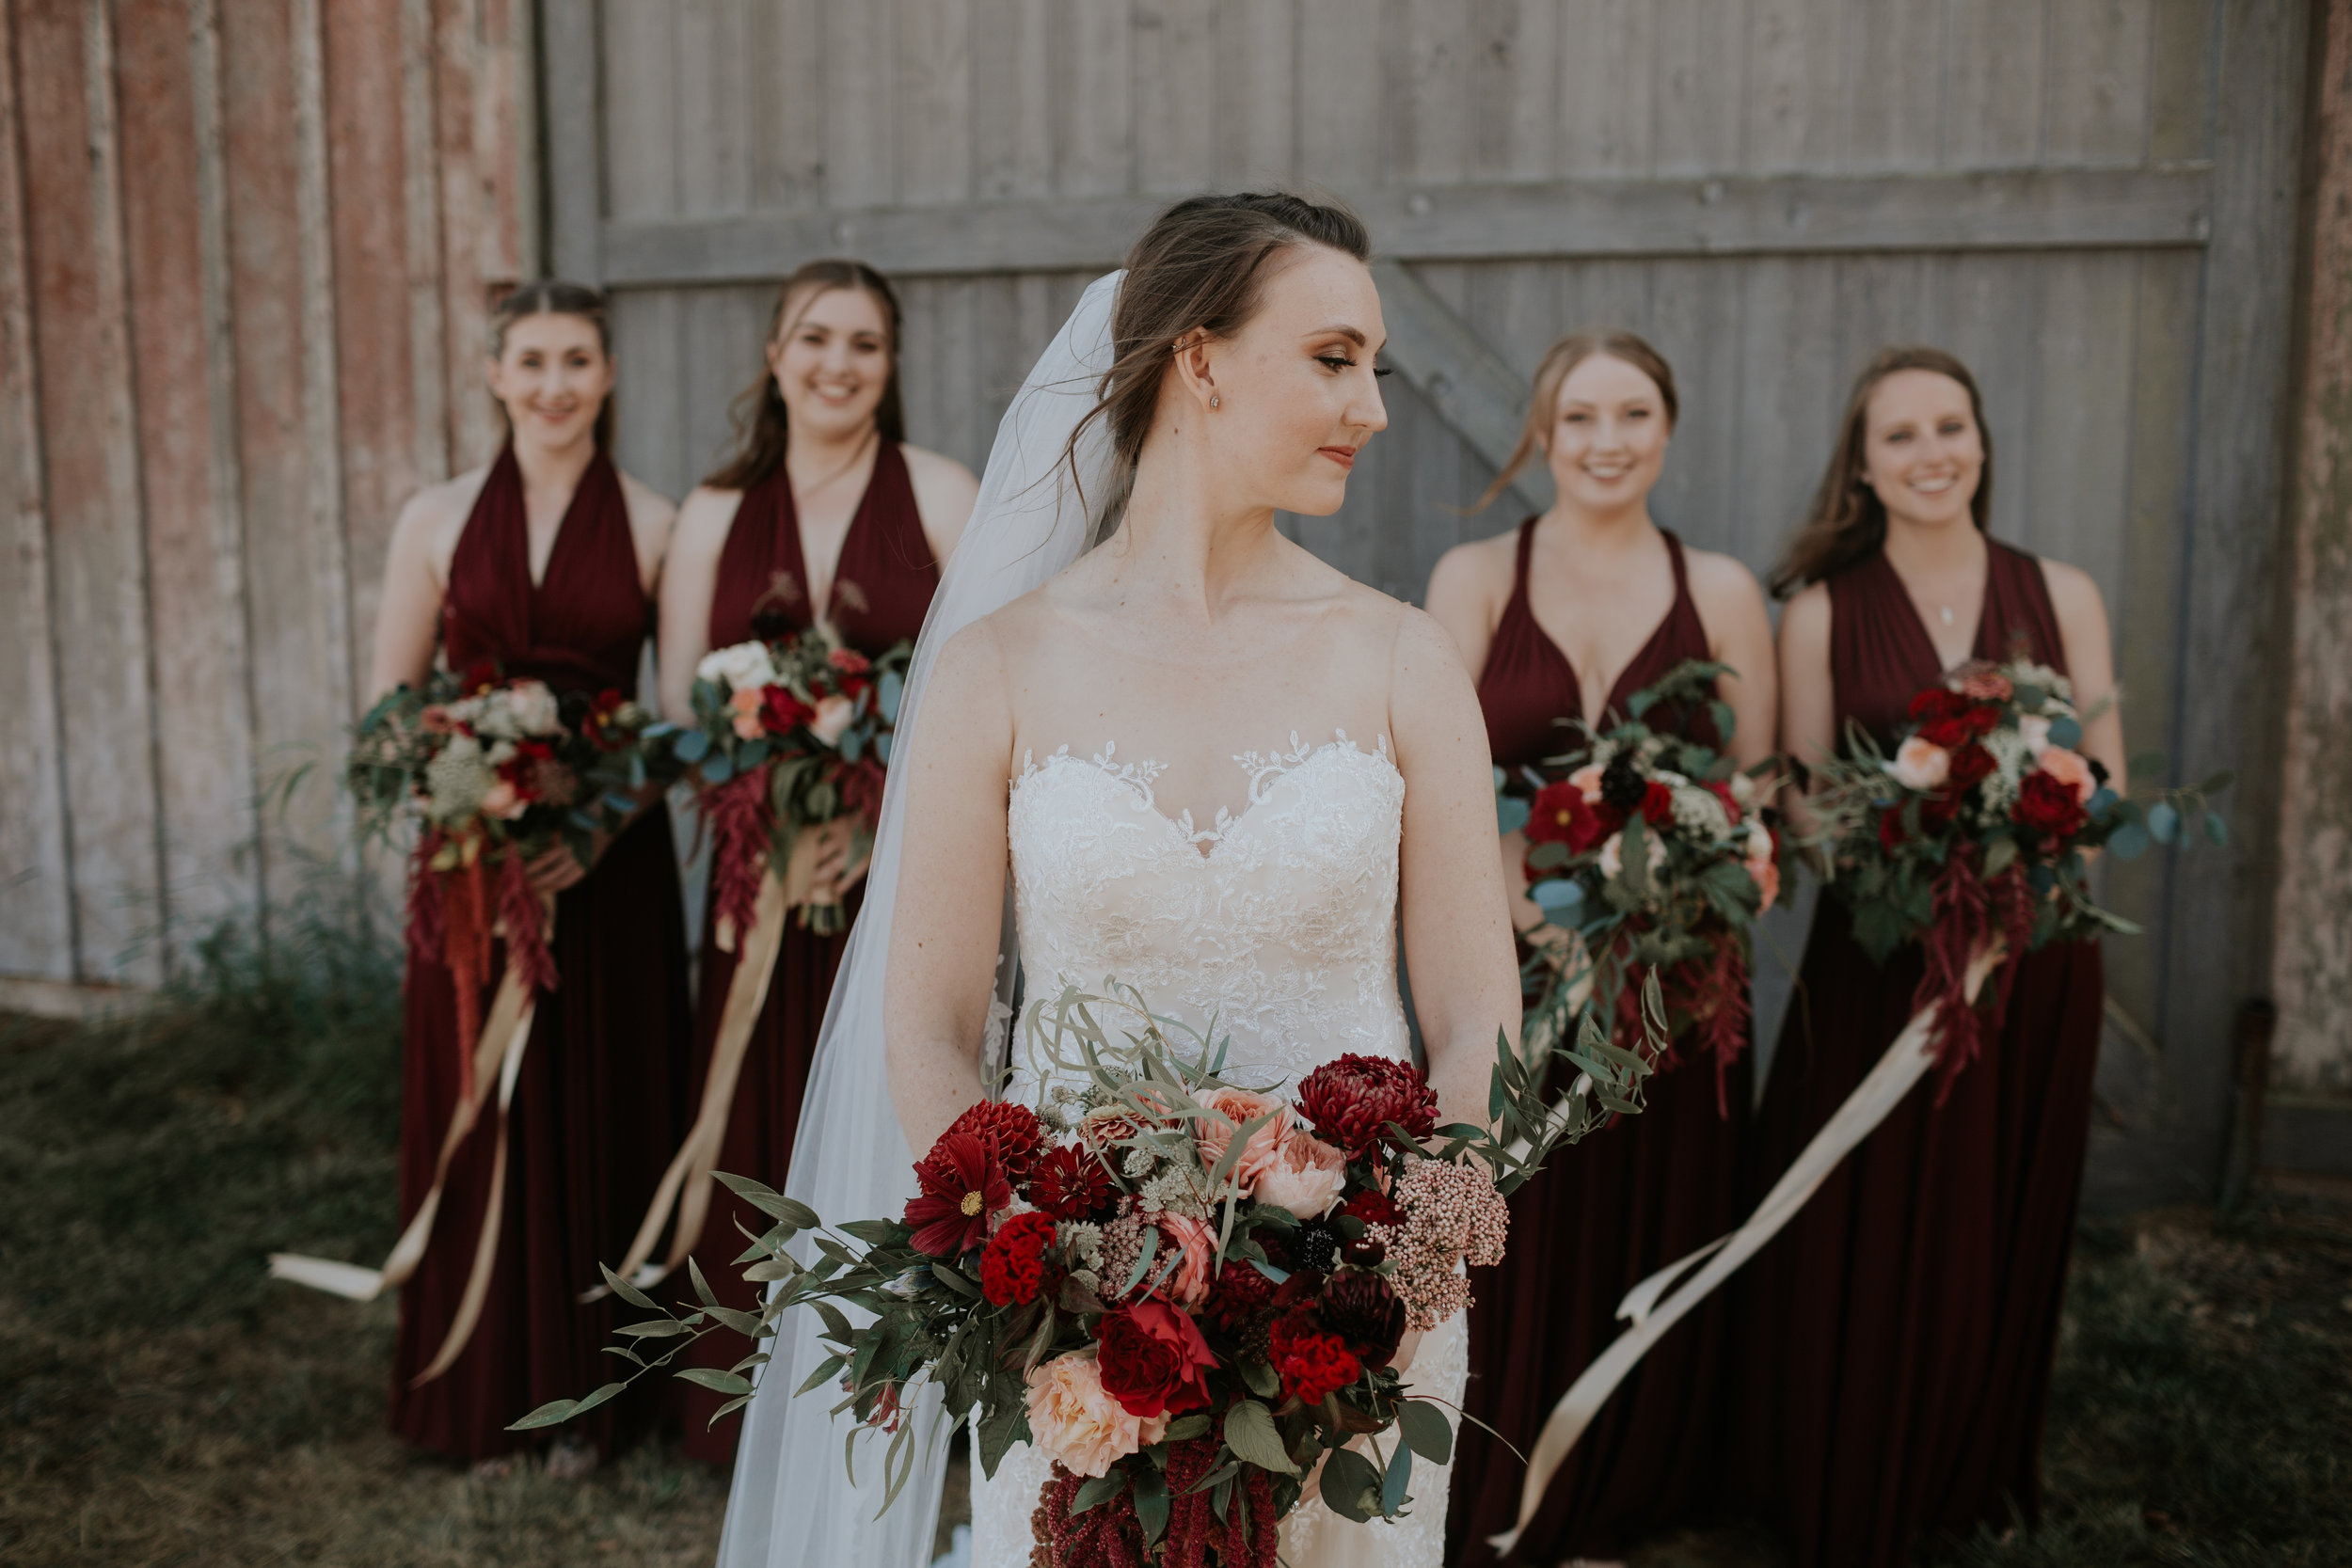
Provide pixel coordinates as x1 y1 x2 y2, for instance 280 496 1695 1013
0 0 534 1002
555 0 2307 1207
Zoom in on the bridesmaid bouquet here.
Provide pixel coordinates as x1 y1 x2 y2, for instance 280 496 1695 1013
661 627 911 936
350 665 652 1070
516 983 1654 1564
1508 659 1782 1114
1805 657 2229 1082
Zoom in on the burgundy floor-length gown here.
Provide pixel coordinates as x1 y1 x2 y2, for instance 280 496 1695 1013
389 446 693 1461
1449 521 1755 1564
1734 541 2105 1566
676 441 940 1461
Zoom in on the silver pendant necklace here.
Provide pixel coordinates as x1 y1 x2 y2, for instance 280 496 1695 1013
1939 604 1956 626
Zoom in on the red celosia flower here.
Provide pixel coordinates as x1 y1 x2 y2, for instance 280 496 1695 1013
1297 1054 1439 1157
903 1132 1009 1258
2014 769 2089 839
1269 1309 1360 1405
1640 780 1677 827
979 1210 1058 1306
945 1099 1046 1182
1095 1303 1216 1418
1025 1141 1117 1221
1199 1259 1279 1338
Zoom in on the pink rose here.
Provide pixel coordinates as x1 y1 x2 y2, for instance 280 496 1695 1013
1254 1132 1347 1220
1194 1087 1292 1197
1151 1212 1215 1310
809 692 858 747
1887 735 1952 792
1025 1353 1168 1478
1567 763 1607 804
479 780 523 820
2035 746 2096 805
1743 824 1780 913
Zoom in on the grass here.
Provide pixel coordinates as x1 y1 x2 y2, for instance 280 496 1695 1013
1 912 2345 1565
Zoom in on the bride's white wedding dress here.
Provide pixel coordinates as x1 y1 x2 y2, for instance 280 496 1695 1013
969 732 1468 1568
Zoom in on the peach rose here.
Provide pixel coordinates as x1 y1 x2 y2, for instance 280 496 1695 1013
1887 735 1951 791
1025 1352 1168 1478
729 686 765 741
1743 824 1779 913
479 780 524 820
1567 763 1607 804
1152 1212 1216 1310
1194 1088 1292 1197
2035 746 2096 804
809 692 858 747
1254 1132 1348 1220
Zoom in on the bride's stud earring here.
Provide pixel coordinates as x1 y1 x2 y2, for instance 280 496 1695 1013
1210 394 1220 408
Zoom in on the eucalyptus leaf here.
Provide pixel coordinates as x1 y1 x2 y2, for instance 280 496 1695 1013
674 729 711 764
1395 1399 1454 1465
1381 1441 1414 1516
2147 801 2180 844
2203 811 2229 847
1319 1448 1384 1523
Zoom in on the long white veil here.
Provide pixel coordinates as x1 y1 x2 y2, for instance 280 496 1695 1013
715 271 1123 1568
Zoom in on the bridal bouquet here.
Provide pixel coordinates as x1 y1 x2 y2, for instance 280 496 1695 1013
1805 657 2228 1085
350 665 651 1069
516 984 1653 1563
660 628 910 936
1507 660 1782 1114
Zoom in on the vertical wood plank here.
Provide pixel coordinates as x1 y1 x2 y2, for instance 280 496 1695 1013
16 0 164 980
0 0 75 980
401 0 449 483
1941 251 2047 546
1844 0 1947 171
436 0 531 471
603 0 679 220
750 0 825 210
1557 0 1655 178
611 287 686 497
1468 0 1559 182
544 0 602 279
2019 252 2135 585
677 283 764 487
1296 0 1381 185
1731 257 1841 566
972 0 1051 199
1054 0 1132 197
1215 0 1294 183
118 0 262 951
1136 0 1216 193
1943 0 2048 166
2043 0 2154 164
675 0 753 218
2147 0 2213 160
1743 0 1844 173
826 0 897 204
1651 0 1748 175
1387 0 1470 184
1645 257 1746 560
898 0 973 203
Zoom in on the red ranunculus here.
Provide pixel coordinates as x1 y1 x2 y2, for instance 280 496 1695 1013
1908 688 1974 724
2014 769 2089 839
979 1210 1058 1306
1296 1054 1439 1157
903 1132 1010 1258
1095 1302 1216 1418
1025 1141 1117 1220
1268 1309 1361 1405
1640 780 1677 827
759 684 815 736
945 1100 1046 1182
1946 742 1995 790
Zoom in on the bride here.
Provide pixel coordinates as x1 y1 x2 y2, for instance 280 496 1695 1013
716 193 1522 1568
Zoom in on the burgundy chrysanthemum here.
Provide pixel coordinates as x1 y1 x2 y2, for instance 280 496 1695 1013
944 1099 1046 1182
903 1132 1010 1257
1295 1053 1439 1156
1320 1270 1406 1369
1025 1141 1118 1220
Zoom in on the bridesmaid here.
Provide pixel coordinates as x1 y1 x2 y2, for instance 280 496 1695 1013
1427 332 1775 1565
1736 347 2122 1565
656 259 976 1462
368 282 692 1474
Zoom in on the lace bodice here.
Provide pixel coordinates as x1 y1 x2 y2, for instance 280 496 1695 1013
1005 732 1412 1098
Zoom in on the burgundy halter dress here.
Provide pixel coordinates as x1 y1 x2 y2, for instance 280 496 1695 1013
676 441 941 1460
389 445 693 1460
1733 541 2106 1566
1449 520 1755 1562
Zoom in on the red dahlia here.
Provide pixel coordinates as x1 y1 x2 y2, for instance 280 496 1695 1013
945 1100 1046 1182
1296 1053 1438 1157
1025 1141 1117 1220
979 1210 1059 1306
903 1132 1010 1258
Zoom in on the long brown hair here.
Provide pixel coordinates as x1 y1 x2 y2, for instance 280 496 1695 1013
704 260 907 493
1062 192 1373 532
1769 345 1994 596
488 280 615 449
1472 330 1679 513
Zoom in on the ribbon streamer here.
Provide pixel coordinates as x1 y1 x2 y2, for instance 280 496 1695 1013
268 906 552 1387
589 861 793 1299
1488 942 2006 1557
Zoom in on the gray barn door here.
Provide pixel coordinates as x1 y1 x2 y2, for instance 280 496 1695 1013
541 0 2307 1208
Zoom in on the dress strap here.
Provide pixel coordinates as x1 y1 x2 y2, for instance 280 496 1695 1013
1510 515 1539 607
1661 526 1692 602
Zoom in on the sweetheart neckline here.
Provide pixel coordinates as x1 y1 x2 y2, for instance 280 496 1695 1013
1011 732 1398 861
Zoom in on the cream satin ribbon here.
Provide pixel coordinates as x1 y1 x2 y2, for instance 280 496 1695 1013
268 910 551 1386
1487 942 2006 1557
589 826 821 1302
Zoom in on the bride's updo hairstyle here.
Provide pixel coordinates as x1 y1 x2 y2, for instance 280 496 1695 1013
1066 192 1372 526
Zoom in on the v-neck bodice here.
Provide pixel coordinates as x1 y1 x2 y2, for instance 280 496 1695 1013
440 443 650 693
707 439 939 657
1825 540 2068 752
1477 518 1719 769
